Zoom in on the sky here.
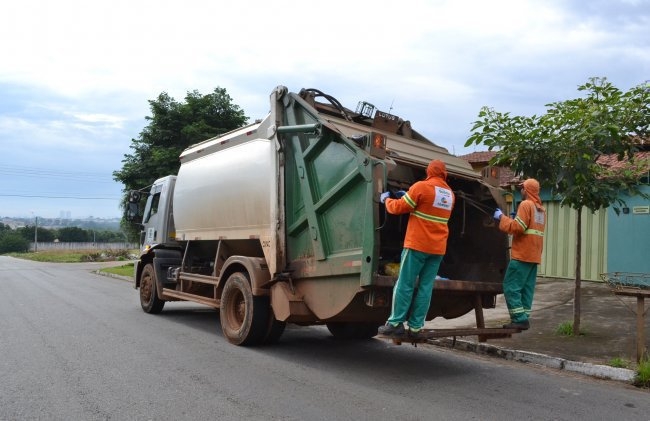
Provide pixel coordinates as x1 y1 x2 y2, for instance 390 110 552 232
0 0 648 219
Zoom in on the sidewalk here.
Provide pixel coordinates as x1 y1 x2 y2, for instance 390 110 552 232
425 277 649 383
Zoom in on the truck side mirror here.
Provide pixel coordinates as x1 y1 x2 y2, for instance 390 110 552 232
129 190 142 203
127 202 141 222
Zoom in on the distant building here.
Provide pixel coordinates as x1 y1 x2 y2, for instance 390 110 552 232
458 151 516 188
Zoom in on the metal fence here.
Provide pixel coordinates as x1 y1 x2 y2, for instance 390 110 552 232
30 242 138 251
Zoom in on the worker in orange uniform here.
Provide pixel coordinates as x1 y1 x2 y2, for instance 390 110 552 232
378 159 455 339
493 178 546 330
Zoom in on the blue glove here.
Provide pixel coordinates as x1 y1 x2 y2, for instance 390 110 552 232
493 208 503 221
380 192 390 203
394 190 406 199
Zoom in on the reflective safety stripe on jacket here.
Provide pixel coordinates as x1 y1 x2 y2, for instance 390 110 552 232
499 200 546 264
386 178 454 255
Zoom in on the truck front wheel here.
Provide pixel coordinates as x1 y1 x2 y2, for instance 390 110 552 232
140 264 165 314
220 272 269 346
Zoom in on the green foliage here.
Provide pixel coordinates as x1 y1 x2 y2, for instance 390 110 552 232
465 77 650 213
608 357 630 368
57 226 90 242
100 262 135 277
113 87 248 234
9 249 136 263
555 321 574 336
16 226 56 242
0 233 30 254
634 357 650 388
0 224 130 245
555 321 587 336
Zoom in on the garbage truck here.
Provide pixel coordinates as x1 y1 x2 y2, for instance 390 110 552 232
128 85 512 346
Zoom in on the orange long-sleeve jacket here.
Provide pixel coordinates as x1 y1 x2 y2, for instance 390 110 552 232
498 179 546 264
385 160 455 255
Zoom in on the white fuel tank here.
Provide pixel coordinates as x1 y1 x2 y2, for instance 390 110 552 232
173 137 275 241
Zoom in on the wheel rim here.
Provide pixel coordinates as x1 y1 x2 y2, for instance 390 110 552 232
226 289 245 331
140 271 153 305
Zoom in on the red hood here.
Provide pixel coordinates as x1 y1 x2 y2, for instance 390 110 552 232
426 160 447 180
523 178 544 210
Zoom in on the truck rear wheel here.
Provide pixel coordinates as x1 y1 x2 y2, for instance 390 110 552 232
220 272 269 346
140 264 165 314
326 322 380 340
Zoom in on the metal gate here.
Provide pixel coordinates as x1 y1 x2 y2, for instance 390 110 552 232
538 202 607 281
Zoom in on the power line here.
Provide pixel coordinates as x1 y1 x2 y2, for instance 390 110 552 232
0 165 115 183
0 193 120 200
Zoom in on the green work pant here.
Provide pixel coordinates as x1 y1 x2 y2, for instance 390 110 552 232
503 259 538 323
387 248 443 331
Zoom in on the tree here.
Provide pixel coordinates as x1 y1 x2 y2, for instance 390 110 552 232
16 226 56 242
113 87 248 238
57 227 90 242
465 77 650 336
0 233 30 254
0 223 11 234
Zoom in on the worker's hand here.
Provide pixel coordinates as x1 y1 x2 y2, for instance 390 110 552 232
380 192 390 203
394 190 406 199
493 208 503 221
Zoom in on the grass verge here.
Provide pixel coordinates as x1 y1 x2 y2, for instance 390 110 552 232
608 357 630 369
100 263 135 278
7 249 136 263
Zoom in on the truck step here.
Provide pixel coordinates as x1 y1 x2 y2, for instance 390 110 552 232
377 327 522 345
162 288 220 308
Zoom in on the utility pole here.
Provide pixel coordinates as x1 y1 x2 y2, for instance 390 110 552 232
34 216 38 252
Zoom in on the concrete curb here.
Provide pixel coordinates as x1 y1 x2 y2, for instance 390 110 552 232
93 270 133 283
431 338 636 383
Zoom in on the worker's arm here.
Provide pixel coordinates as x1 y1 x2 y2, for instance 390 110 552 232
498 201 532 235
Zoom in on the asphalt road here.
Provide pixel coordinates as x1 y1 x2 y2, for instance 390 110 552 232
1 256 649 421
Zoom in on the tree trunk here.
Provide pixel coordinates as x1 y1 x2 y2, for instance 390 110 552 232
573 208 582 336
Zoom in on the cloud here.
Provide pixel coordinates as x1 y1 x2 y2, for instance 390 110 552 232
0 0 648 217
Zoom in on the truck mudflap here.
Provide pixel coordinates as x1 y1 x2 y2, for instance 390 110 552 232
270 281 315 322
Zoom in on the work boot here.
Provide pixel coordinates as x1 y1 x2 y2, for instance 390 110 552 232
378 322 405 337
503 320 530 330
407 328 423 340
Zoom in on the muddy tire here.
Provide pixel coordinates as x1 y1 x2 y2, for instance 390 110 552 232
326 322 380 340
220 272 270 346
140 264 165 314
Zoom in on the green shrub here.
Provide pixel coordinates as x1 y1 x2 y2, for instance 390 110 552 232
0 233 30 254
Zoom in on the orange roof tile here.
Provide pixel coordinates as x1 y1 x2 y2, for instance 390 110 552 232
458 151 497 163
597 151 650 172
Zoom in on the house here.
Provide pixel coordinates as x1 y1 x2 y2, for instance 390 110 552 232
457 151 516 188
597 149 650 275
459 149 650 281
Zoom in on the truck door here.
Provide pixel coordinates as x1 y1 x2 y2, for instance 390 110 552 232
141 176 176 248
